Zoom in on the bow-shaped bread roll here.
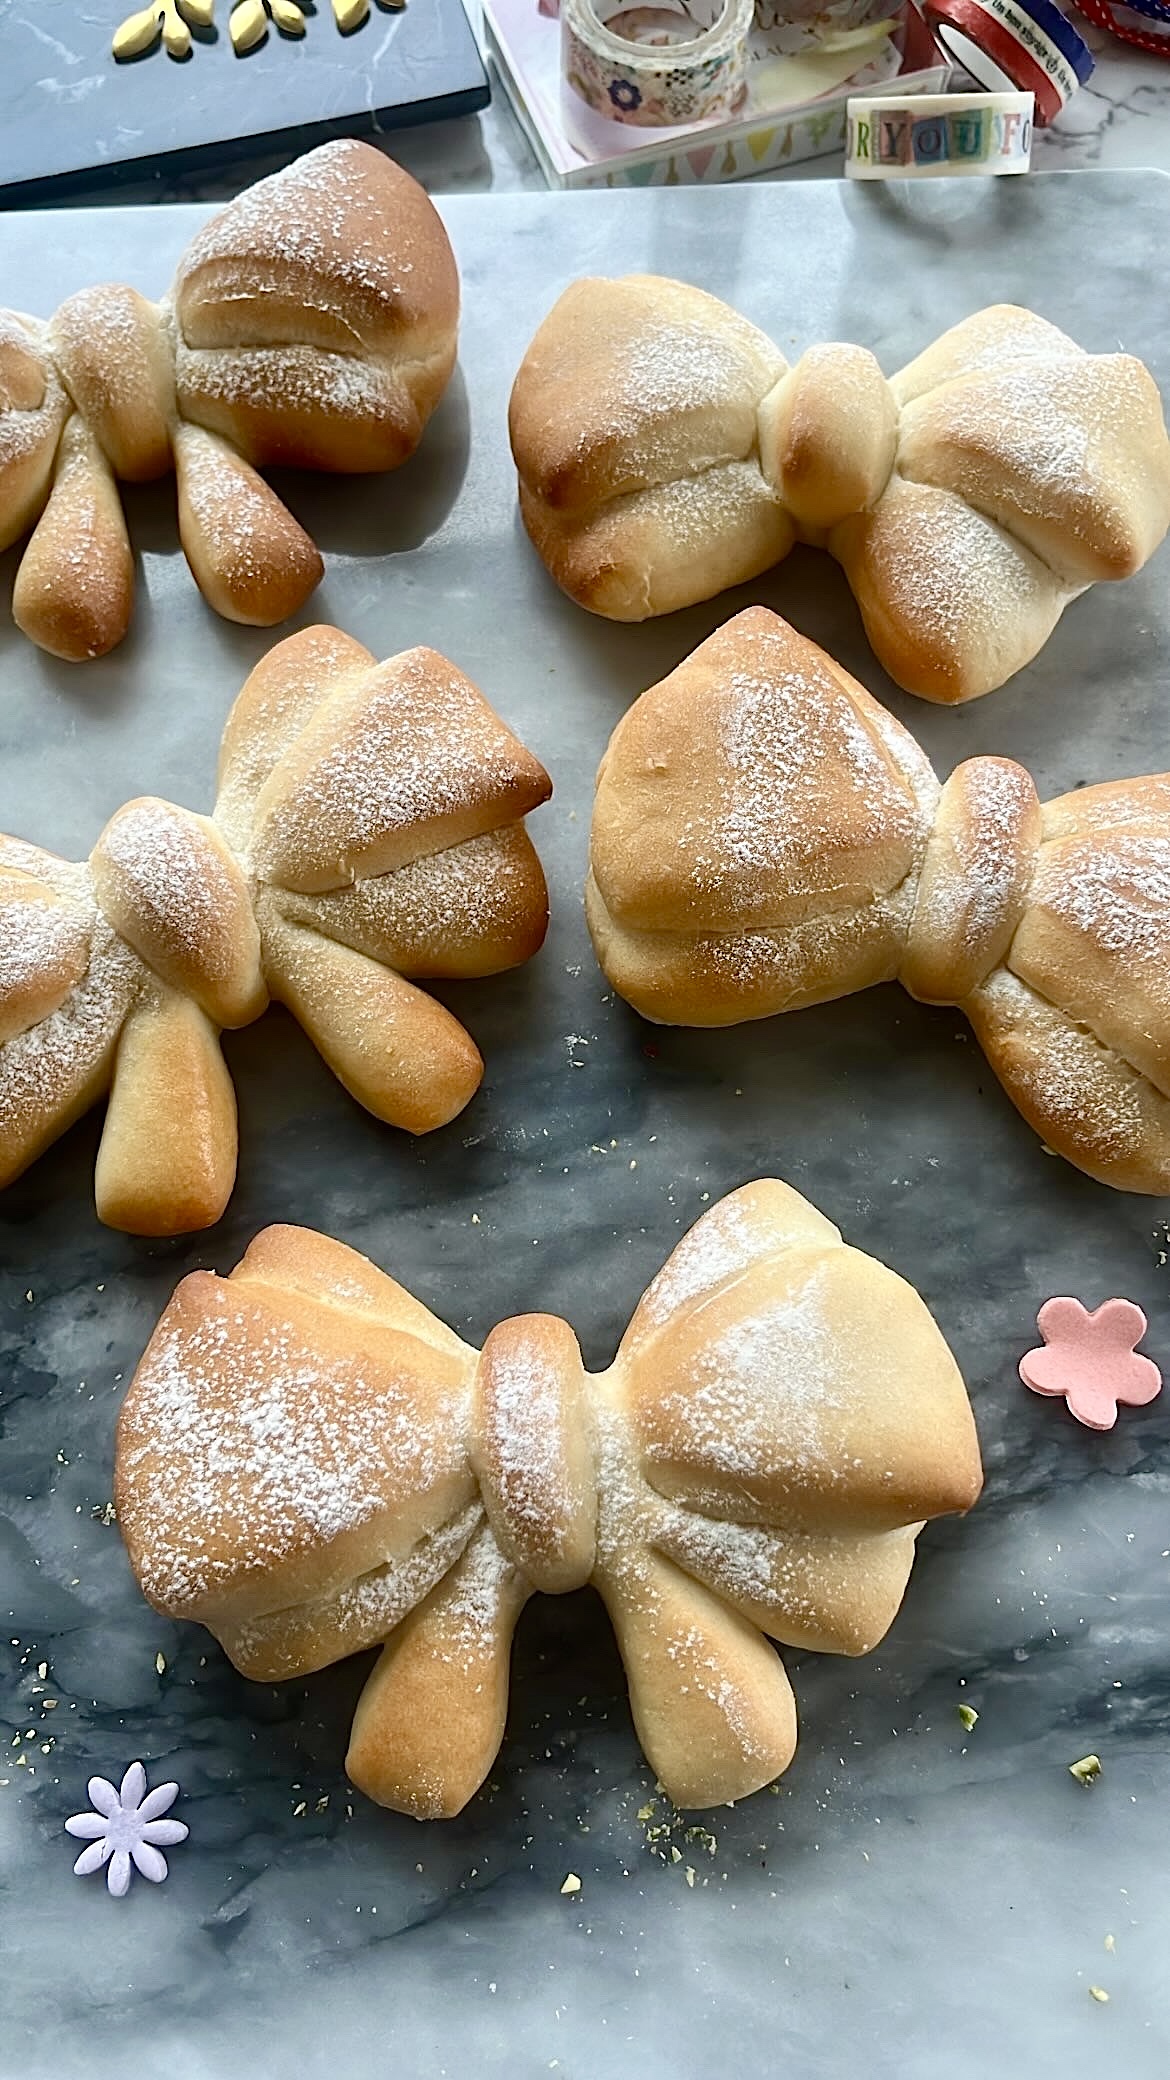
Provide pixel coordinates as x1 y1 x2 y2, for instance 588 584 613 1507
114 1179 982 1816
509 284 1170 703
588 606 1170 1193
0 140 457 661
0 626 550 1234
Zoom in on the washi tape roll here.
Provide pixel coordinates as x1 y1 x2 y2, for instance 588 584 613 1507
561 0 756 128
845 90 1034 174
921 0 1093 126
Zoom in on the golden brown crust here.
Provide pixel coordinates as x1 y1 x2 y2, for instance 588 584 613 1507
172 139 459 474
249 645 552 892
0 313 68 555
509 274 786 514
12 414 134 661
829 476 1071 706
0 872 90 1045
592 607 933 936
49 285 174 482
94 983 239 1237
173 423 324 627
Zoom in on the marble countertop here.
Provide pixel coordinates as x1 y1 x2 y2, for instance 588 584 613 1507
2 173 1169 2079
20 8 1170 202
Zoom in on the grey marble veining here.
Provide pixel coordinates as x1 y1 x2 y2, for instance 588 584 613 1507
1 177 1169 2078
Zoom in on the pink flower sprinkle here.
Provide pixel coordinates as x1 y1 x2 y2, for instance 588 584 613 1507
1019 1298 1162 1432
64 1762 188 1897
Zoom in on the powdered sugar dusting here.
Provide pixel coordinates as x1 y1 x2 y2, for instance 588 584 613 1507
974 967 1148 1160
97 801 225 965
178 343 394 425
1037 830 1170 963
617 459 788 561
273 826 542 971
119 1285 470 1613
173 139 426 324
863 479 1062 654
0 879 89 1009
918 759 1035 965
0 313 60 471
626 320 769 422
228 1502 483 1671
483 1338 570 1539
431 1523 519 1669
635 1195 758 1331
646 1265 843 1485
687 877 912 1001
0 918 140 1136
651 1501 913 1654
256 649 547 889
692 659 917 899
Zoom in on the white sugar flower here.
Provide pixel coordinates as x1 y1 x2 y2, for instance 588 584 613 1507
65 1762 188 1896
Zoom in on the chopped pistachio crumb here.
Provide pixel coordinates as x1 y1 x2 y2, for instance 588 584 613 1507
36 1663 47 1680
1069 1754 1102 1785
293 1801 307 1817
684 1867 696 1888
1089 1987 1110 2004
560 1874 581 1895
671 1847 682 1864
1104 1934 1116 1953
956 1704 979 1732
636 1803 655 1823
155 1652 167 1675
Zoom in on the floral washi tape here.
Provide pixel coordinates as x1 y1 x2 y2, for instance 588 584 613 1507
846 89 1034 174
561 0 755 129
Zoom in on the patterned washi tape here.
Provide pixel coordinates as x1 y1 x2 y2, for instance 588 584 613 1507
922 0 1093 125
561 0 756 127
845 89 1034 174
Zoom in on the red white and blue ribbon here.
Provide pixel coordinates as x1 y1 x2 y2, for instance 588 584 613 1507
923 0 1094 123
1074 0 1170 57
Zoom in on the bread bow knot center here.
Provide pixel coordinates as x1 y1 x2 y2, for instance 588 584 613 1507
473 1314 597 1595
90 796 265 1028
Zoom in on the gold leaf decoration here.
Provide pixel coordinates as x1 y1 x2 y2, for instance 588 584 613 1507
229 0 268 50
112 4 165 58
270 0 310 30
113 0 214 59
161 6 192 54
113 0 406 59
